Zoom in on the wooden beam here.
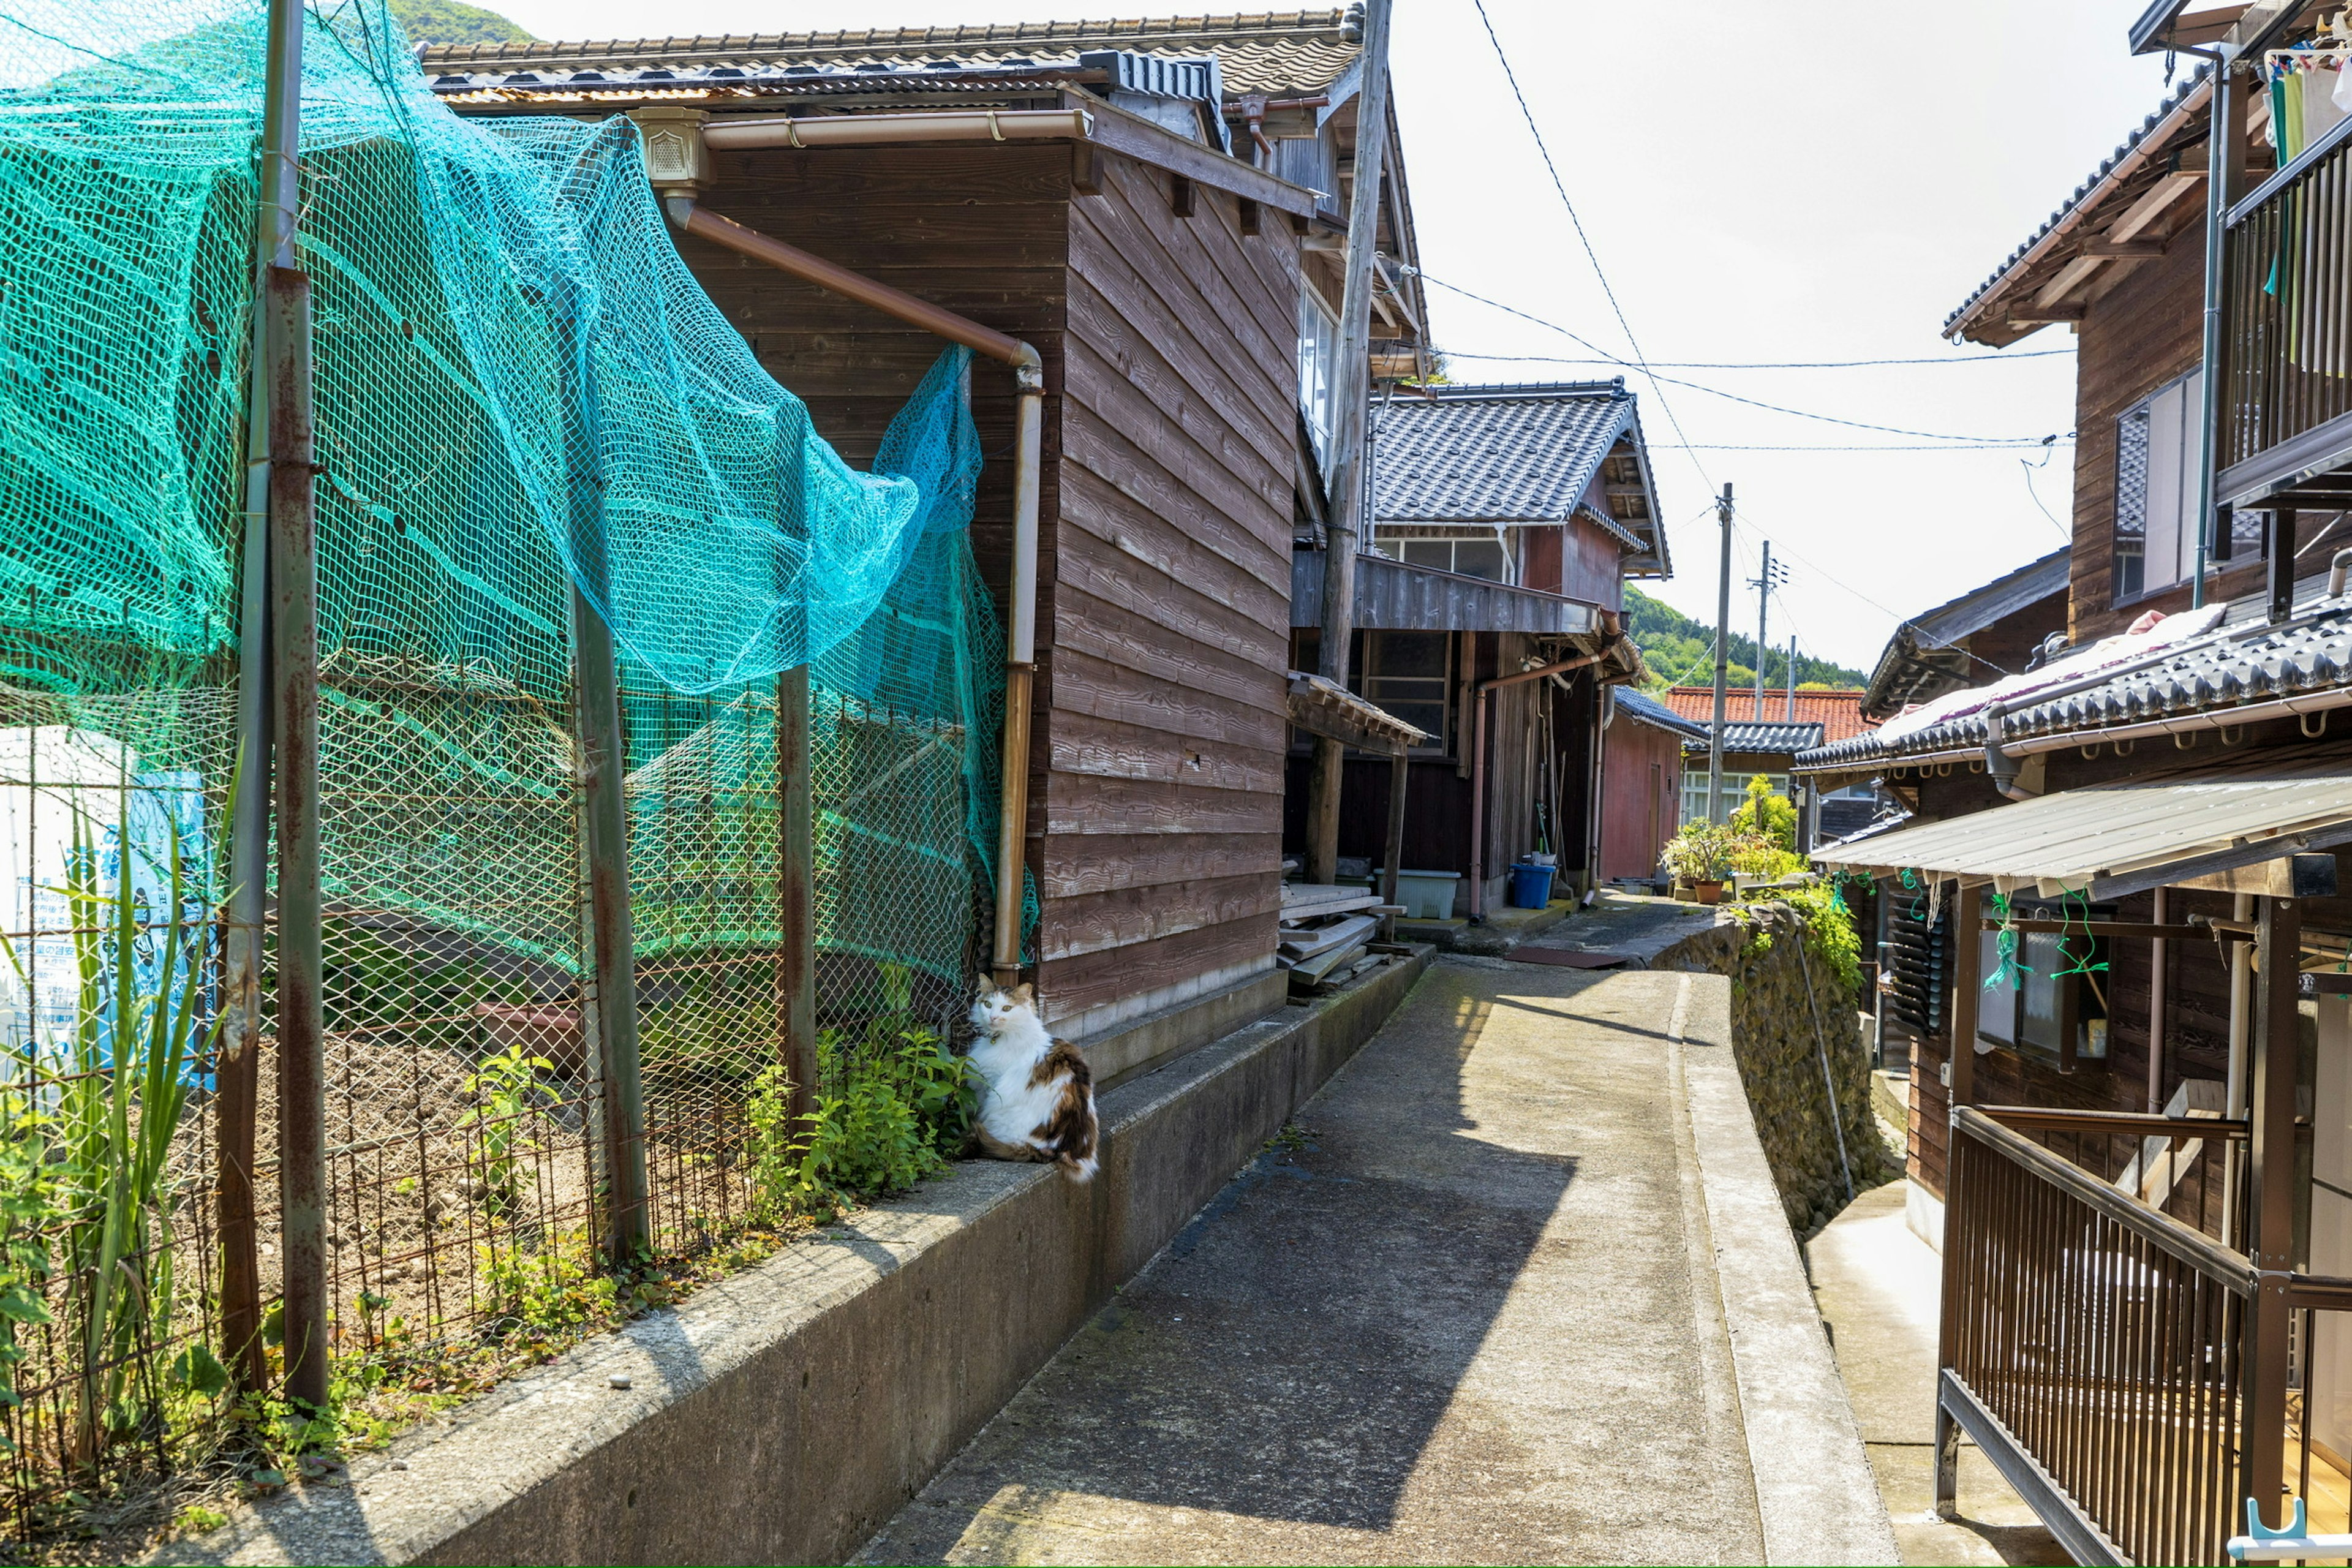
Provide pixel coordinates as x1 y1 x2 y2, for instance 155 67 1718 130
2245 894 2303 1526
1237 196 1260 236
1071 88 1316 219
1950 883 1981 1106
2006 307 2085 326
1168 172 1194 217
1071 141 1101 196
2032 255 2106 309
2106 167 2203 244
2175 852 2340 898
2081 237 2167 258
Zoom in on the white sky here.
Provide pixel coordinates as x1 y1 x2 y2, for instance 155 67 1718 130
496 0 2182 674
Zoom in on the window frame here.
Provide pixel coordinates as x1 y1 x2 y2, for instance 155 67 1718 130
1975 902 2111 1071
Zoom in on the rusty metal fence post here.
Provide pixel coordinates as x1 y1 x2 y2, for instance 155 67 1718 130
778 665 816 1133
266 263 326 1413
572 587 648 1259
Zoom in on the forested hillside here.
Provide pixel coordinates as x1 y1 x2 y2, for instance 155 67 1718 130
1624 586 1869 692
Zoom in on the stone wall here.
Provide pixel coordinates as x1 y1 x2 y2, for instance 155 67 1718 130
1654 904 1901 1232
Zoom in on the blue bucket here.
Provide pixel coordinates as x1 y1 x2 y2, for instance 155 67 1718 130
1509 862 1556 909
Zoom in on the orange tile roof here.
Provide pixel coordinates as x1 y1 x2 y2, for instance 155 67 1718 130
1660 686 1875 744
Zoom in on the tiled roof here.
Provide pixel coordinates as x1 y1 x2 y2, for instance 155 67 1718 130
417 9 1363 98
1369 382 1666 575
1799 574 2352 772
1661 686 1874 744
1613 687 1708 739
1942 66 2209 342
1679 722 1826 756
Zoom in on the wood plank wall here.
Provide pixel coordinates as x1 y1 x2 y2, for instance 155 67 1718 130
1048 148 1302 1034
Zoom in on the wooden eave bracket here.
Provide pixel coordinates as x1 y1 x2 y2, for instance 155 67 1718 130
1057 87 1317 221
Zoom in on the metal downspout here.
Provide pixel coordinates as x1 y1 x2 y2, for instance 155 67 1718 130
658 197 1046 990
2193 47 2239 608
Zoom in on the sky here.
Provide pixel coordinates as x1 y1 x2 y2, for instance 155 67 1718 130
494 0 2185 674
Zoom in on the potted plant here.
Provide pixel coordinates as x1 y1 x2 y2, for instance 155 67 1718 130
1663 823 1742 904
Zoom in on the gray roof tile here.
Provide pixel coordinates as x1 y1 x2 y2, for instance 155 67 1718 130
1683 722 1825 756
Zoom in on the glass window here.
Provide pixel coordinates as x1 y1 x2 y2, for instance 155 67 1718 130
2114 368 2218 601
1298 286 1337 466
1381 532 1507 581
1355 631 1450 755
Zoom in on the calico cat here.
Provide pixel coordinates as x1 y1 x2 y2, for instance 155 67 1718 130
965 982 1099 1181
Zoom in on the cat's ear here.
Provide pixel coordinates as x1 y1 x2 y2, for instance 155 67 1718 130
1011 982 1035 1007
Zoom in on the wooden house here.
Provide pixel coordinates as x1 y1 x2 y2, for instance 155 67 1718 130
428 9 1417 1046
1860 548 2071 724
1286 381 1664 918
1596 687 1705 884
1795 7 2352 1556
1660 685 1877 845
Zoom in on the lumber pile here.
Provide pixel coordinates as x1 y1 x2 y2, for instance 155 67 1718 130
1278 883 1403 995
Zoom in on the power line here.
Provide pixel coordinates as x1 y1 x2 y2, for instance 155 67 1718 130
1416 272 2068 446
1465 0 1712 492
1656 441 2078 453
1437 348 2075 370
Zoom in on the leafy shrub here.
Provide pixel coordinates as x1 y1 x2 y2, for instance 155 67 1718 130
1782 880 1864 1004
1730 774 1797 851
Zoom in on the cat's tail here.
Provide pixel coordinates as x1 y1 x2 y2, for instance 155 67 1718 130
1057 1150 1099 1183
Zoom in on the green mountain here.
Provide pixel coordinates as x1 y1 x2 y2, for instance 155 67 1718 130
1624 586 1869 694
390 0 534 45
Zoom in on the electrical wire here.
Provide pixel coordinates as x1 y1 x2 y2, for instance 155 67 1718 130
1654 441 2078 453
1466 0 1713 492
1437 348 2075 370
1417 271 2068 446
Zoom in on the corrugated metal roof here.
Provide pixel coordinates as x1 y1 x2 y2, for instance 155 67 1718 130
1368 382 1665 576
1802 572 2352 773
1679 722 1825 755
418 9 1363 97
1812 747 2352 900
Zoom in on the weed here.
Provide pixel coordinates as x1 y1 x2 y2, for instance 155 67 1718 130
458 1044 555 1214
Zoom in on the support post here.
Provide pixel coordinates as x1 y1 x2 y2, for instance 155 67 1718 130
2271 507 2298 625
1706 484 1733 823
1381 748 1408 912
1305 0 1393 884
1948 883 1981 1109
2149 886 2170 1112
2244 894 2301 1526
572 590 647 1259
220 0 303 1398
266 265 325 1414
777 665 816 1136
2193 48 2244 608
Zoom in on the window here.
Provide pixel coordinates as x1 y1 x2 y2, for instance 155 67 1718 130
1678 771 1789 827
1374 530 1507 581
1298 285 1338 465
1354 631 1450 755
1976 908 2109 1068
2112 370 2263 600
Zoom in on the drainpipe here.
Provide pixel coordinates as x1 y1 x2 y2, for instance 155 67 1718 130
1468 650 1605 921
1982 701 2037 801
2192 47 2242 609
655 194 1046 990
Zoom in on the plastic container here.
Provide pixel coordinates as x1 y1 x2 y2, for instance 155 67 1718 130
1392 869 1461 921
1509 862 1556 909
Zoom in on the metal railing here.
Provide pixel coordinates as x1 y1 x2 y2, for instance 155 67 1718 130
2221 115 2352 486
1940 1106 2255 1567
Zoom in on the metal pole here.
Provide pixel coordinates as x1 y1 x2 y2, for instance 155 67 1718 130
1754 540 1771 722
1706 484 1732 823
1381 748 1408 913
777 665 816 1139
267 264 324 1414
572 590 648 1259
2193 49 2243 608
220 0 303 1396
1305 0 1394 884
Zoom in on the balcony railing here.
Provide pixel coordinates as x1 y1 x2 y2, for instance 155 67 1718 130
2220 115 2352 497
1941 1107 2254 1566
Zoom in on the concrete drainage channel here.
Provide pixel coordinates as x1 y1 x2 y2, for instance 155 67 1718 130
153 951 1428 1568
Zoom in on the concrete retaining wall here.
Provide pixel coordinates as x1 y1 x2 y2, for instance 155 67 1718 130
159 954 1428 1567
1653 905 1899 1231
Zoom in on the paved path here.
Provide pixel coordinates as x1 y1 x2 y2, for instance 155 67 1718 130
859 959 1893 1566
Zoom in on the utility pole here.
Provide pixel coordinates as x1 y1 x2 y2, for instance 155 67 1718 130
1786 633 1798 721
1303 0 1393 884
1754 541 1770 721
1706 484 1732 824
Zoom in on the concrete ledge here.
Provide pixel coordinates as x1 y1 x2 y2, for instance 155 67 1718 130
1673 971 1902 1566
156 950 1430 1568
1077 966 1287 1091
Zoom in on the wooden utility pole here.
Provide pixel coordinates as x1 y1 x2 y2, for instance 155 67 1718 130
1754 540 1771 722
1303 0 1393 884
1785 633 1797 721
1705 483 1732 824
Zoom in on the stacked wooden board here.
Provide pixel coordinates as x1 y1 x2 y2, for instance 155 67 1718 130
1279 884 1403 994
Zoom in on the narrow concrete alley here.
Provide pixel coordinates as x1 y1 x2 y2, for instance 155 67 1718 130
858 958 1898 1566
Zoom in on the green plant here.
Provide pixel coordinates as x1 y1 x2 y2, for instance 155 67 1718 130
1782 880 1865 1004
458 1043 555 1214
1662 821 1748 883
23 797 228 1468
1729 773 1798 851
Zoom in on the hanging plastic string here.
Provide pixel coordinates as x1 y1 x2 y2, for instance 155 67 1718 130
1983 889 2030 992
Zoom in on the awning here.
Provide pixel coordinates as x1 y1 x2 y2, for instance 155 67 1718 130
1812 750 2352 900
1285 671 1427 757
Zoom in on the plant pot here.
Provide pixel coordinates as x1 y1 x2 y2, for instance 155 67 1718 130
1692 880 1725 905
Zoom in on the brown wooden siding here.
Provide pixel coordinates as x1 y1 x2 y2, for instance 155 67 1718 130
1050 148 1300 1030
1561 518 1624 611
1599 712 1681 881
